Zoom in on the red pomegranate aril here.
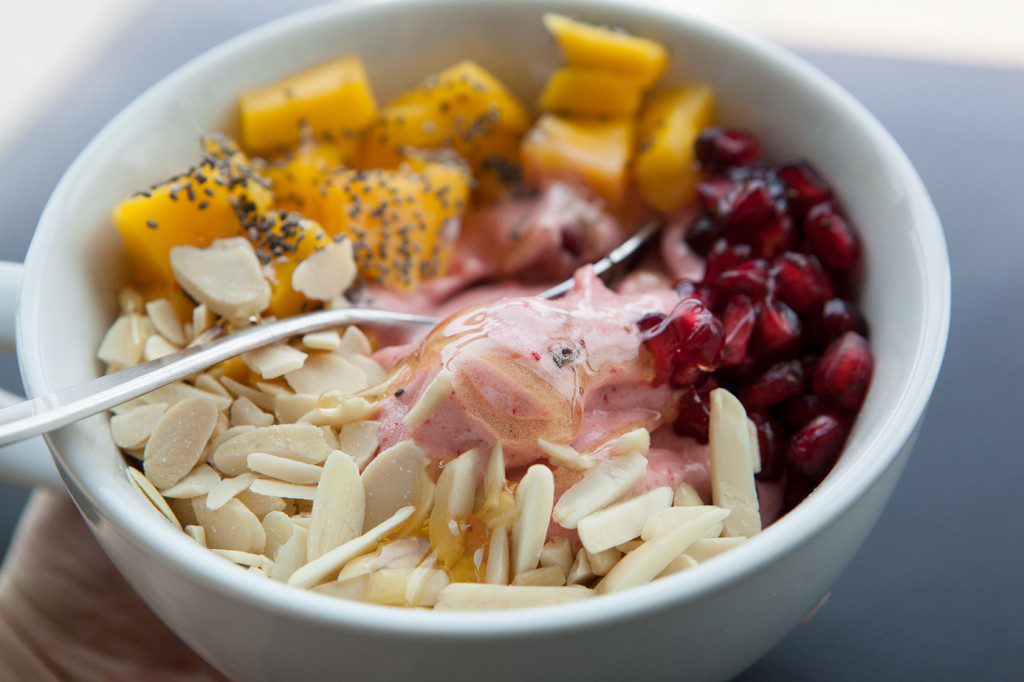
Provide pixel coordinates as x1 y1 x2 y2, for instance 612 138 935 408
809 298 867 347
749 412 784 481
813 332 874 410
754 297 803 358
805 203 861 270
684 215 722 257
670 362 703 388
673 378 717 443
742 359 805 409
750 213 794 259
786 414 847 481
674 279 717 307
715 259 769 299
777 392 829 429
775 160 833 218
703 239 753 284
695 127 761 171
560 226 583 257
717 179 779 235
668 297 724 370
721 296 756 366
638 312 677 385
696 178 735 214
771 252 834 315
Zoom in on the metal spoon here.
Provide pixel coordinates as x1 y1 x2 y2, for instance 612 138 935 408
0 221 660 446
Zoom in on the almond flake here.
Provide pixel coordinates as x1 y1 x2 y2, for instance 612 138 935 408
302 330 341 351
110 402 168 450
567 550 595 586
349 354 386 386
577 487 673 554
405 369 453 430
748 417 762 475
510 464 554 576
230 397 274 427
285 353 367 396
291 239 357 301
247 452 323 484
127 467 182 529
144 334 180 362
537 438 592 470
480 442 505 515
616 540 643 553
484 527 510 585
261 510 295 558
539 536 574 576
641 505 728 541
145 298 185 346
118 287 144 314
161 463 222 499
434 584 592 611
512 565 566 587
211 549 274 573
250 479 318 500
552 452 648 530
311 576 368 601
336 325 372 356
365 567 449 607
192 304 213 339
212 424 331 476
243 343 308 380
237 489 287 518
586 547 622 576
170 238 270 319
429 449 478 564
185 524 207 547
709 388 761 538
685 537 746 562
336 420 379 469
361 440 428 528
140 381 232 412
307 451 365 561
299 397 377 428
657 553 698 578
614 427 651 457
269 524 308 582
193 496 266 553
275 393 319 424
97 315 149 367
219 376 276 412
674 481 703 507
143 398 219 489
194 373 231 398
206 473 257 510
597 508 731 594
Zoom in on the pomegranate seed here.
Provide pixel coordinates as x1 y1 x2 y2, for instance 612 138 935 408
670 362 703 388
749 412 784 481
715 259 769 299
674 279 717 307
696 178 735 214
560 227 583 257
717 179 779 235
742 359 805 409
673 378 717 443
668 297 724 370
638 312 676 385
813 332 874 410
720 296 756 366
777 393 829 429
750 213 794 259
703 239 753 284
754 297 803 358
684 215 722 257
775 160 832 219
809 298 867 347
805 204 861 270
771 252 834 315
786 414 847 481
695 127 761 171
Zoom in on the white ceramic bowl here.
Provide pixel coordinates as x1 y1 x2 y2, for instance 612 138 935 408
0 1 949 679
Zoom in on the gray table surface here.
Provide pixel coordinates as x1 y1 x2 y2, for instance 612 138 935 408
0 2 1021 679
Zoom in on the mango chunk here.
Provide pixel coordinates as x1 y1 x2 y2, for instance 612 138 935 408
634 85 716 212
113 135 272 286
264 139 357 225
538 66 644 117
521 114 633 209
240 56 378 155
246 211 333 318
543 13 668 87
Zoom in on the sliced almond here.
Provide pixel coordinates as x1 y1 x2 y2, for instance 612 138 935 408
302 330 341 351
552 452 647 530
110 402 168 450
97 315 148 367
429 449 478 564
537 438 592 470
748 417 762 475
657 553 699 578
210 424 255 454
170 237 270 319
338 537 430 581
143 397 219 489
364 567 449 607
336 420 379 470
161 463 222 499
597 508 730 594
250 479 318 500
641 505 728 541
206 473 257 510
586 547 622 576
361 440 429 528
269 524 308 582
140 381 231 412
539 537 574 576
291 239 357 301
685 537 746 563
510 464 554 576
211 549 274 573
118 287 144 314
184 524 207 547
219 376 276 412
299 397 377 428
247 452 323 484
567 549 595 586
512 565 566 587
674 481 703 507
262 510 296 558
307 451 365 561
212 424 331 476
404 369 453 430
144 334 180 362
230 397 275 428
242 343 308 380
404 566 450 608
709 388 761 538
576 487 673 554
237 489 287 518
311 576 368 601
287 506 414 589
434 584 592 611
194 373 231 398
484 527 510 585
285 353 366 396
192 304 213 339
480 442 505 515
193 496 266 553
145 298 186 346
616 539 643 553
127 467 181 529
275 393 319 424
336 325 372 356
349 354 386 387
614 427 651 457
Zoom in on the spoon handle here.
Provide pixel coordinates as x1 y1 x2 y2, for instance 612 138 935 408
0 308 436 447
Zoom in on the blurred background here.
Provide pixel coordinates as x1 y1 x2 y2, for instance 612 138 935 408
0 1 1021 679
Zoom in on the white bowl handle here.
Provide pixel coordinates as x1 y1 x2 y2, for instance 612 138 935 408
0 262 63 489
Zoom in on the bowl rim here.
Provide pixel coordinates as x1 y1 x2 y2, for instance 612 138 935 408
17 0 950 637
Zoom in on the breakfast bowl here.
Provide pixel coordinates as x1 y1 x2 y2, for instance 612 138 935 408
0 0 949 679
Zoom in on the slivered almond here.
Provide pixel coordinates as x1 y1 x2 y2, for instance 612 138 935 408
485 527 510 585
567 550 595 586
336 420 379 469
288 506 413 589
319 426 340 450
143 398 218 489
614 428 651 457
597 508 731 594
97 315 149 367
657 553 698 578
242 343 308 380
250 479 317 500
674 481 703 507
307 451 365 561
641 505 727 541
709 389 761 538
212 424 331 476
170 238 270 319
311 576 368 601
262 510 295 558
140 381 231 412
364 568 449 607
185 524 207 547
577 487 673 554
429 449 477 564
193 496 265 553
206 473 257 510
231 397 274 428
404 565 450 608
194 373 231 398
291 239 357 301
247 452 322 484
285 353 366 396
210 424 255 454
404 370 453 430
257 381 291 398
552 452 648 530
127 467 181 529
616 540 643 553
237 489 287 518
361 440 428 528
336 326 372 356
586 547 622 576
512 565 566 587
145 298 185 346
539 537 574 576
747 417 762 475
291 514 311 528
537 438 592 470
349 354 386 386
434 584 592 611
110 402 168 450
161 463 221 499
192 304 212 339
299 397 377 428
211 549 274 573
685 537 746 562
275 393 319 424
480 442 505 515
144 334 180 361
302 330 341 351
510 464 554 576
219 376 276 412
269 524 308 582
338 537 430 581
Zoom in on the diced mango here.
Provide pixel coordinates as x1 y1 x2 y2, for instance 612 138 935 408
240 56 378 155
543 13 668 87
246 211 333 318
264 139 358 225
538 66 644 117
317 157 470 289
521 114 633 208
113 135 272 286
634 85 716 212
